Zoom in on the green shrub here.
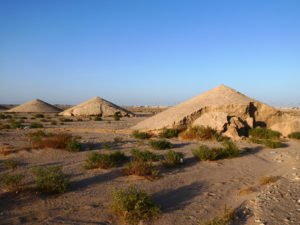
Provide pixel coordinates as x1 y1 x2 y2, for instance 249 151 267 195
132 130 151 139
30 122 44 128
3 159 21 170
32 166 69 194
84 151 126 169
66 139 81 152
94 116 102 121
34 113 44 118
123 160 159 179
10 120 23 129
59 118 73 122
288 132 300 140
149 139 173 150
0 114 8 119
249 138 284 148
130 149 160 162
102 143 112 149
179 126 217 141
113 112 121 121
161 150 184 168
110 186 161 225
249 127 281 139
160 128 179 138
113 136 123 143
192 141 239 161
0 173 25 191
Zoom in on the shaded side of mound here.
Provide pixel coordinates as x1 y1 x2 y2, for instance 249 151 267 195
7 99 62 113
131 85 299 137
59 96 135 117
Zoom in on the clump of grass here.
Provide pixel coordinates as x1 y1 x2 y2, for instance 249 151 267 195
0 173 25 191
249 127 281 140
192 140 239 161
94 116 102 121
123 160 160 180
132 130 151 139
179 126 218 141
84 151 127 169
113 112 121 121
160 128 179 138
28 132 81 152
249 138 284 148
130 149 160 162
34 113 44 118
161 150 184 168
30 122 44 128
0 114 10 119
110 186 161 225
288 132 300 140
59 118 73 122
32 166 69 194
10 120 23 129
259 175 279 185
3 159 21 170
201 206 236 225
149 139 173 150
113 136 123 143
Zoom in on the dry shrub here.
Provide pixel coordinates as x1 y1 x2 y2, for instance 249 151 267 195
238 186 257 195
123 160 159 180
259 175 279 185
202 206 236 225
180 126 220 141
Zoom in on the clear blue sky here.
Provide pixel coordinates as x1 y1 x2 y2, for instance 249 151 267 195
1 0 300 106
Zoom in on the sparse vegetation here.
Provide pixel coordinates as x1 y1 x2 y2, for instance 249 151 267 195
28 132 81 152
110 186 161 225
59 118 73 122
132 130 151 139
0 173 25 191
149 139 173 150
30 122 44 128
51 120 57 125
113 112 121 121
288 132 300 140
32 166 69 194
192 140 239 161
10 120 23 129
238 186 257 195
84 151 126 169
249 138 284 148
130 149 160 162
259 175 279 185
123 160 160 179
94 116 102 121
34 113 44 118
249 127 281 140
113 136 123 143
160 128 179 138
3 159 21 170
180 126 220 141
201 206 236 225
161 150 184 168
102 143 112 149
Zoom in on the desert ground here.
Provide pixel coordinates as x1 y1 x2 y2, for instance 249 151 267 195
0 109 300 225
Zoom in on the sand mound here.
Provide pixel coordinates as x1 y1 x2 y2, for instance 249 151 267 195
7 99 62 113
59 96 135 117
132 85 300 138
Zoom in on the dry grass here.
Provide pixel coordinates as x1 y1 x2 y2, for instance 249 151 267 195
180 126 222 141
259 175 279 185
238 186 257 195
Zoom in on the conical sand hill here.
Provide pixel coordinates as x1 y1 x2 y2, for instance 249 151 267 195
131 85 298 137
7 99 62 113
59 96 135 117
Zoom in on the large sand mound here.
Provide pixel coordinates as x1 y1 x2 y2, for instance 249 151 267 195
132 85 300 137
7 99 62 113
59 96 135 117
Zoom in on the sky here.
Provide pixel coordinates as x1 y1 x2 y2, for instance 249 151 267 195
0 0 300 107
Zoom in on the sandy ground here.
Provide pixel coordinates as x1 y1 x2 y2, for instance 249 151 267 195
0 113 300 225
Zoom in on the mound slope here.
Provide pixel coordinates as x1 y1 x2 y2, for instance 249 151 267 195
59 96 135 117
132 85 299 137
7 99 62 113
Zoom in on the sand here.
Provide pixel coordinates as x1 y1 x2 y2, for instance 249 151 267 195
0 111 299 225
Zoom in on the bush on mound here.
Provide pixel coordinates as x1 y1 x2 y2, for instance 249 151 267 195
110 186 161 225
131 130 151 139
123 160 160 180
288 132 300 140
160 128 179 138
0 173 25 191
148 139 173 150
249 138 284 149
192 140 240 161
84 151 127 169
249 127 281 140
130 149 160 162
180 126 223 141
161 150 184 168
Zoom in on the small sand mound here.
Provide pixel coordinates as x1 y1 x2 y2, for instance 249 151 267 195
7 99 62 113
132 85 300 138
59 96 135 117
